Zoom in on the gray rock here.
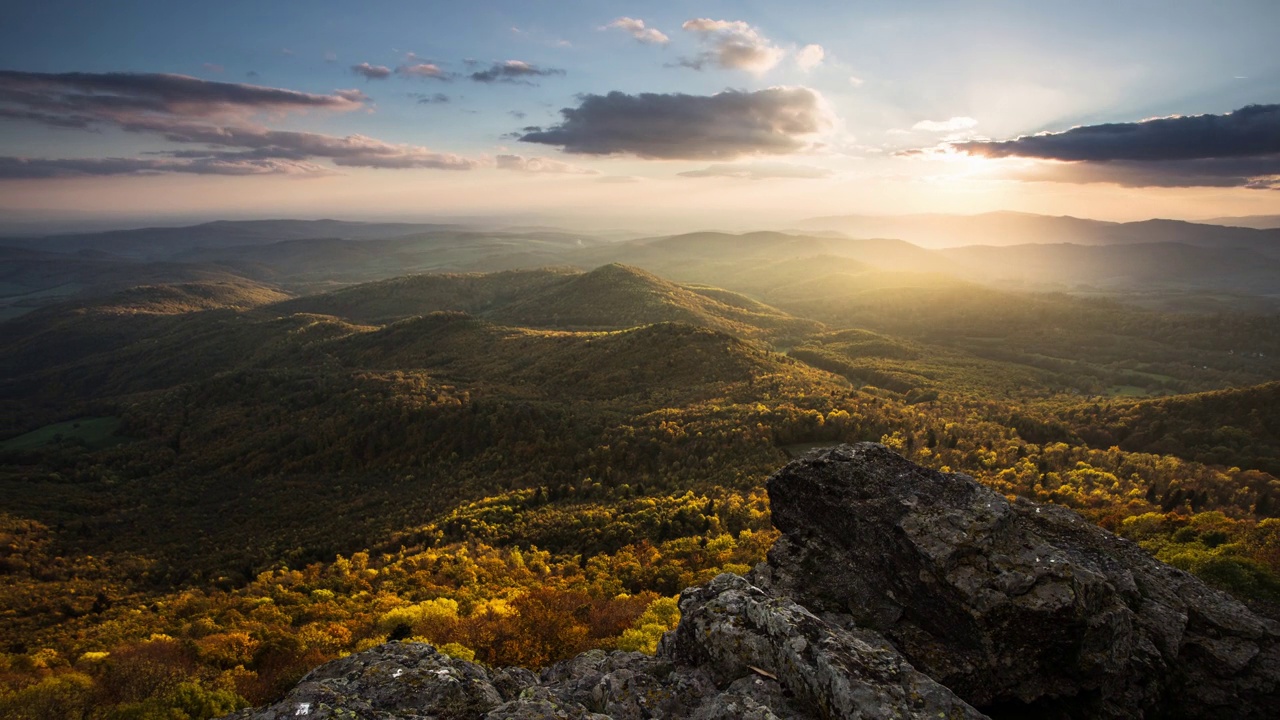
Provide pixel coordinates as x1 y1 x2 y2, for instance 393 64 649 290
225 642 505 719
662 573 986 720
227 572 982 720
758 442 1280 719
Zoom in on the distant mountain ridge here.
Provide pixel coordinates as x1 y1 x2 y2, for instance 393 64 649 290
1205 215 1280 230
797 210 1280 255
0 219 467 259
4 213 1280 319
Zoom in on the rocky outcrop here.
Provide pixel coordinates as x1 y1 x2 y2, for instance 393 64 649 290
228 443 1280 720
227 572 983 719
759 443 1280 718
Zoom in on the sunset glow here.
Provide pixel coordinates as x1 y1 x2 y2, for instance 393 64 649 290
0 1 1276 231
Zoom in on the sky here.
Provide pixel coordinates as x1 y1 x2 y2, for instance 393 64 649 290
1 0 1278 231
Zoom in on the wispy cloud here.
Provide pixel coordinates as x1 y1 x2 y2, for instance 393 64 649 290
351 63 392 80
412 92 450 104
603 17 669 45
397 63 450 80
520 87 832 160
913 117 978 132
678 19 785 74
795 45 825 72
469 61 564 85
494 154 597 174
0 155 329 178
0 70 365 123
0 70 479 177
678 162 832 180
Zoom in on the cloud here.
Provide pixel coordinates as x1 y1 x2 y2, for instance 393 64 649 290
679 19 785 74
141 126 478 170
397 63 449 80
849 76 865 87
1006 157 1280 190
913 116 978 132
0 70 479 176
955 104 1280 161
519 87 832 160
678 162 832 179
795 45 825 72
494 154 597 174
0 155 328 178
202 63 224 74
469 61 564 84
604 17 669 45
0 70 366 122
413 92 450 104
951 103 1280 189
352 63 392 80
324 51 338 63
335 89 370 103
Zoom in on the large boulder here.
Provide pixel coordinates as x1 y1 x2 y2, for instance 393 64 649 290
757 442 1280 718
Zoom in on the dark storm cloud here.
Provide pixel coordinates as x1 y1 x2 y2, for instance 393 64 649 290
952 104 1280 189
469 61 565 84
519 87 831 160
351 63 393 80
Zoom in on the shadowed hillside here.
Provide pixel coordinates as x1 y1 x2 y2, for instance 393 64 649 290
487 263 823 341
1066 381 1280 476
270 268 578 324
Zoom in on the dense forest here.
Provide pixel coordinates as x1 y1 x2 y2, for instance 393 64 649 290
2 260 1279 718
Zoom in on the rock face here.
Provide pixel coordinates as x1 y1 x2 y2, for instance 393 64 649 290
760 443 1280 719
228 443 1280 720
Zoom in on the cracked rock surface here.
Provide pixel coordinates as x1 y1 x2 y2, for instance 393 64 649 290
758 443 1280 719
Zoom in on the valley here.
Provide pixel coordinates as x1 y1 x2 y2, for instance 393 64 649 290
2 217 1279 716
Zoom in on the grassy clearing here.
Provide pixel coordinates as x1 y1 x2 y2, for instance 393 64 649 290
0 416 123 452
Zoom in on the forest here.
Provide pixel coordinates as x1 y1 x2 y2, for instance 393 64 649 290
2 257 1279 718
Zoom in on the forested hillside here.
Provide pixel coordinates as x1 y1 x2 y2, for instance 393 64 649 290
2 261 1278 718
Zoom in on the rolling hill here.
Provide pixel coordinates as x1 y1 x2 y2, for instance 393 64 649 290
486 263 823 341
1065 381 1280 476
269 268 577 324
